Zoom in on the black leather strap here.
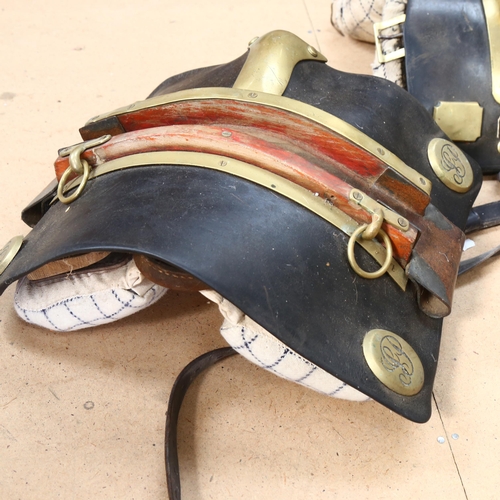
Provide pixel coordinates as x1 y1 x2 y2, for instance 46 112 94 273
459 245 500 275
466 201 500 234
461 201 500 274
165 347 237 500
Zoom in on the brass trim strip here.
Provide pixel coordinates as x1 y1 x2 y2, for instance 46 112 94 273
85 88 432 195
63 151 408 290
483 0 500 104
233 30 327 95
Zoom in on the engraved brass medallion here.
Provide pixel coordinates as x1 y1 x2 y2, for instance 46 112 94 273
363 329 424 396
0 235 23 276
427 138 473 193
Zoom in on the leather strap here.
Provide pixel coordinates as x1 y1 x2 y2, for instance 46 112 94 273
134 255 208 292
459 244 500 275
466 200 500 234
165 347 237 500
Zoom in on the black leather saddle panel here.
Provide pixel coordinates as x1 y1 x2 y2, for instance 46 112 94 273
0 166 440 423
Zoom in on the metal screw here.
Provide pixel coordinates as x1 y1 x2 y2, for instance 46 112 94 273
221 131 232 137
377 147 385 156
398 217 408 227
219 160 228 167
352 191 363 201
307 46 318 57
248 92 258 98
420 177 427 185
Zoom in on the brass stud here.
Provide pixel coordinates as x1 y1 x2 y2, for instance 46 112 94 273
352 190 363 201
248 36 259 47
398 217 408 228
0 235 23 276
307 46 318 57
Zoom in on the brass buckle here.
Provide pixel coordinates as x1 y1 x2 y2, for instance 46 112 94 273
374 14 406 64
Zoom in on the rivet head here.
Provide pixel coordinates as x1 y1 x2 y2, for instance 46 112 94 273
307 45 318 57
427 138 473 193
248 36 259 47
221 131 232 137
363 329 424 396
0 235 23 276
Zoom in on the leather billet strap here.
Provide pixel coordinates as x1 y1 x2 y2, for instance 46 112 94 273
374 0 500 174
165 347 237 500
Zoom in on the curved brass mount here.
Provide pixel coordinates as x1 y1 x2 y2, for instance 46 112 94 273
233 30 327 96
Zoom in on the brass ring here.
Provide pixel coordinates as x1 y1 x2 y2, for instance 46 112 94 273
347 224 393 279
57 159 90 204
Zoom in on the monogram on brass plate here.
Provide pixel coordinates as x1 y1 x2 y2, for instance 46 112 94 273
427 138 474 193
363 328 424 396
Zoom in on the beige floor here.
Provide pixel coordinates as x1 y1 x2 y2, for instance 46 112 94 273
0 1 499 499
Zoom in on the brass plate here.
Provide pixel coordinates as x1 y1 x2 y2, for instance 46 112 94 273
427 138 474 193
86 88 432 196
483 0 500 104
62 151 408 290
349 189 409 232
233 30 327 96
363 329 424 396
433 101 483 142
0 235 23 276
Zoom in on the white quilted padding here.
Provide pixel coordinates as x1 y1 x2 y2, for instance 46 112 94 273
331 0 384 42
14 258 167 331
201 290 369 402
331 0 407 87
